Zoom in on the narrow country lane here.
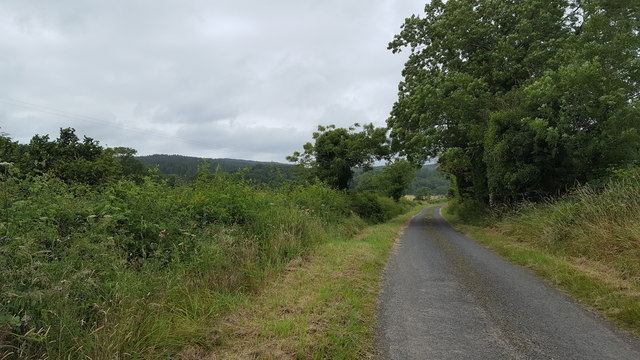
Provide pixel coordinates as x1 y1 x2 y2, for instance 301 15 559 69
377 206 640 360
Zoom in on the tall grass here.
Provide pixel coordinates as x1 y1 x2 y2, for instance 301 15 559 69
498 169 640 284
0 168 408 359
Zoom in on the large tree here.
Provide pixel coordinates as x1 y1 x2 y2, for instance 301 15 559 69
355 160 417 201
388 0 640 204
287 124 389 190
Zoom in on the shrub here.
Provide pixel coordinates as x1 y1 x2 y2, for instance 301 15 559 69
0 171 378 358
350 192 408 223
288 183 351 223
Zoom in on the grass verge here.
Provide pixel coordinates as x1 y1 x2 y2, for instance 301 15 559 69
441 206 640 337
181 203 427 360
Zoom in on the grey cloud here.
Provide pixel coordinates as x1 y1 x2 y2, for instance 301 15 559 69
174 121 307 162
0 0 426 162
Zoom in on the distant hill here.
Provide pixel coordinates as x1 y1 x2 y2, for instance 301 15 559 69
136 154 296 184
137 154 449 194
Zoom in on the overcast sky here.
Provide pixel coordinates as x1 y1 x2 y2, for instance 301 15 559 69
0 0 425 162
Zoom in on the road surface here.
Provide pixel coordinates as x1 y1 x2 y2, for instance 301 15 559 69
377 205 640 359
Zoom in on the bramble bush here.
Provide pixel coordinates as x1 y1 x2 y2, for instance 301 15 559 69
0 165 411 359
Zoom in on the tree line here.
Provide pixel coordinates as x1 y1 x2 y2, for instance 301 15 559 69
384 0 639 205
0 127 444 201
136 154 297 185
287 123 424 201
0 127 146 184
287 1 638 207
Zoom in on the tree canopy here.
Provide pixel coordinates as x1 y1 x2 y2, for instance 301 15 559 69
0 128 147 184
388 0 640 204
287 124 389 190
355 159 417 201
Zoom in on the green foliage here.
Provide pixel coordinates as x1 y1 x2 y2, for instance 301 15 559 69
502 168 640 267
446 198 492 226
1 128 148 186
377 160 417 201
113 147 147 182
288 124 389 190
349 192 409 223
0 149 409 358
406 165 450 195
354 160 417 201
414 187 433 201
0 126 415 358
288 183 352 223
0 132 20 165
388 0 640 205
353 164 450 196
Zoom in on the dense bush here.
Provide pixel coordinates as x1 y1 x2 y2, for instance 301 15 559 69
0 166 407 359
350 192 409 223
0 126 422 358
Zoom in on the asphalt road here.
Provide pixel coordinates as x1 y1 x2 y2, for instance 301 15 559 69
377 205 640 359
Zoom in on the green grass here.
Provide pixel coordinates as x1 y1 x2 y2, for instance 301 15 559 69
196 203 427 360
441 171 640 336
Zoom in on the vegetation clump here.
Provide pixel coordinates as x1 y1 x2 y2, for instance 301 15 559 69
388 0 640 206
0 129 413 359
287 123 390 190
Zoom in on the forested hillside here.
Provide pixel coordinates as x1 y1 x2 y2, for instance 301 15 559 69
137 154 263 174
136 154 297 184
408 165 449 195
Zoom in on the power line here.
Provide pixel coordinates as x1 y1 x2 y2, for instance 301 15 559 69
0 97 217 149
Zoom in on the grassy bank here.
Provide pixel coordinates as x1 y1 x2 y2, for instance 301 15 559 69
0 169 412 359
193 203 425 359
442 169 640 336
